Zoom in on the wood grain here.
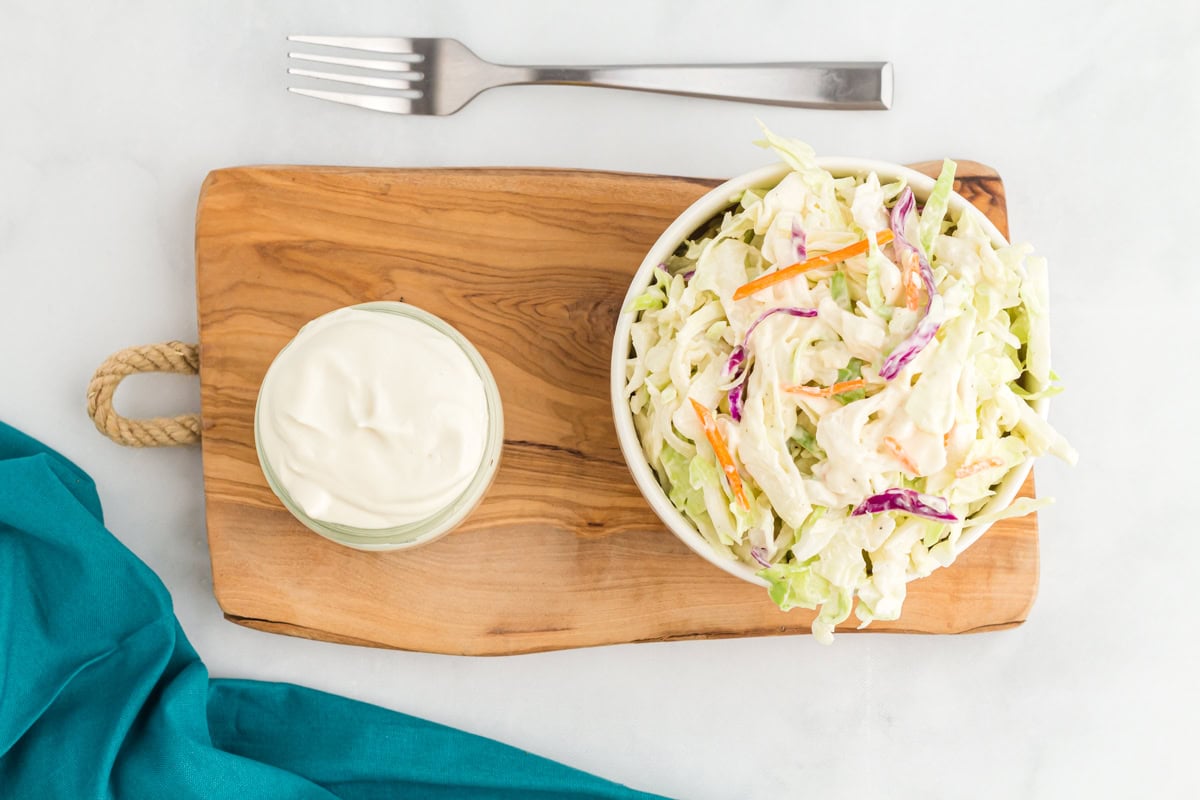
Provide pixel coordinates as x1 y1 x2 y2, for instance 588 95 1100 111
195 162 1038 655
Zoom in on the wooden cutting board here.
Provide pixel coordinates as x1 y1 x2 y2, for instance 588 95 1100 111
194 161 1036 655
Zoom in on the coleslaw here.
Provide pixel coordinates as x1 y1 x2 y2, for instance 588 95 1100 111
624 128 1076 643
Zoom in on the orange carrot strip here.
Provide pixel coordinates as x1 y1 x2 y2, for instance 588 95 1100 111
901 249 922 311
782 378 867 398
955 457 1004 479
904 270 922 311
689 398 750 511
883 436 919 475
733 229 895 301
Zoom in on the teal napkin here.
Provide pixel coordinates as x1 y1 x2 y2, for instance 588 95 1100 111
0 421 664 799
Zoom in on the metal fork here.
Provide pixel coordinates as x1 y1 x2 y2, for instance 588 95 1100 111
287 36 892 115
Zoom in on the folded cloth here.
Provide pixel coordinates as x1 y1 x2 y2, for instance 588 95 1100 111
0 421 664 800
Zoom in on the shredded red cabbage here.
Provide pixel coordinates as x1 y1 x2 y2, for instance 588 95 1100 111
750 546 771 568
724 307 817 422
745 306 817 342
880 188 941 380
879 314 941 381
790 217 807 264
724 347 747 379
728 382 745 421
656 263 697 284
851 488 959 522
656 262 697 281
724 308 816 379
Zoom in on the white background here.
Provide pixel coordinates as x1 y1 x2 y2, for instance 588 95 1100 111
2 1 1197 797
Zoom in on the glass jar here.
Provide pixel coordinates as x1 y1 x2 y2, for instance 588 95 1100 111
254 301 503 551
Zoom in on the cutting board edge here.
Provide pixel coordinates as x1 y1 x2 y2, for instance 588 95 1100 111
194 159 999 180
194 164 726 194
222 610 1030 657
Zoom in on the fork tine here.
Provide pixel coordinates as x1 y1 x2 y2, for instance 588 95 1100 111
288 52 420 72
288 35 416 55
287 88 415 115
288 67 418 92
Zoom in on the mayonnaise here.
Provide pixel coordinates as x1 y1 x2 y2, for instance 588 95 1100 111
257 306 489 530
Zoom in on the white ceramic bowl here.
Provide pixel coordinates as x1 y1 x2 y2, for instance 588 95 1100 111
610 158 1048 587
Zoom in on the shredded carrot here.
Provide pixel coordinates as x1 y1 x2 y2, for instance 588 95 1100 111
943 431 952 448
733 230 894 301
782 378 866 398
689 398 750 511
900 249 922 311
955 457 1004 479
904 269 922 311
883 436 919 475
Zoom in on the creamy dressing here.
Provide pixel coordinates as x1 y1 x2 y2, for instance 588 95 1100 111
258 307 488 529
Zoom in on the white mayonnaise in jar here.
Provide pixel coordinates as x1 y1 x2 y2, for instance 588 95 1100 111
254 301 503 550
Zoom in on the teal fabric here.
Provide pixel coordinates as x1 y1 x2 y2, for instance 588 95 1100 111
0 421 663 800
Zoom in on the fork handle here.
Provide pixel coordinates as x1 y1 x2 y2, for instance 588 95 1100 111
514 62 892 110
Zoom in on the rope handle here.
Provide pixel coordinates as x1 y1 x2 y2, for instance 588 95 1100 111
86 341 202 447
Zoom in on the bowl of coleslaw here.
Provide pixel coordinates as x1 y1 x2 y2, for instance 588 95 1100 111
611 128 1076 642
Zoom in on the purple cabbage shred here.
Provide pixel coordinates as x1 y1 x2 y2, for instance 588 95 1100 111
743 306 817 345
851 488 959 523
790 217 807 264
728 382 745 422
725 347 747 379
724 307 817 422
879 187 941 380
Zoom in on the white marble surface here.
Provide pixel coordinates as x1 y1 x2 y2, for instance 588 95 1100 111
2 1 1197 797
